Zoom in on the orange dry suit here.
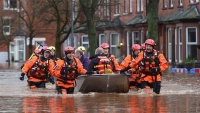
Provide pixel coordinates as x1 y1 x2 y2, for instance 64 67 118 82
120 54 140 89
106 54 121 73
94 56 113 74
49 57 86 93
130 50 168 83
22 55 49 83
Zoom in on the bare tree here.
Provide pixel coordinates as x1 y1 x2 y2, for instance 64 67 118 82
41 0 82 57
18 0 50 57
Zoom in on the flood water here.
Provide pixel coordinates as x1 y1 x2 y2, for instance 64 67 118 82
0 69 200 113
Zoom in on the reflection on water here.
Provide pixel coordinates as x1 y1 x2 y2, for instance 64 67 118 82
0 70 200 112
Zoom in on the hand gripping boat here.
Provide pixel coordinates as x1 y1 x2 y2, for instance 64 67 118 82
74 74 130 93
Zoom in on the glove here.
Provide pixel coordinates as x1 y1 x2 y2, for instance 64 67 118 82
60 68 66 75
49 76 55 84
86 71 94 75
20 73 25 81
120 66 131 74
151 67 160 73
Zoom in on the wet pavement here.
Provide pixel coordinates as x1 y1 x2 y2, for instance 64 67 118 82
0 69 200 113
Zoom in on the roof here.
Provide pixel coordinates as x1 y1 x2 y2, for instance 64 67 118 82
126 14 146 25
162 5 200 22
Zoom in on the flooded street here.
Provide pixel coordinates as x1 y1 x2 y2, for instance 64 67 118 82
0 69 200 113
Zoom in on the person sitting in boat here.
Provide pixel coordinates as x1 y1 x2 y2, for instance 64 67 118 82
87 47 113 74
120 44 141 90
129 39 168 94
75 49 90 70
100 43 121 73
48 46 88 94
20 46 51 89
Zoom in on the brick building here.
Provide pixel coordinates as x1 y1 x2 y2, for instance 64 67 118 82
0 0 200 65
76 0 200 64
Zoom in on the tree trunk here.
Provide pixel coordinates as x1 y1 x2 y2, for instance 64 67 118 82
87 19 97 56
28 36 33 57
147 0 159 46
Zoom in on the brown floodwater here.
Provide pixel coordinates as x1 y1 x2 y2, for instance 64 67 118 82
0 69 200 113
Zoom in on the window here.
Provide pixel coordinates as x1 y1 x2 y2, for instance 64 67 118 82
82 35 89 56
190 0 199 3
179 0 183 6
132 31 140 44
3 18 11 35
99 34 106 46
124 0 128 14
169 0 173 8
163 0 167 8
130 0 132 13
126 31 131 55
18 40 25 61
104 0 109 17
167 28 172 62
110 33 120 58
26 38 46 47
186 27 197 59
140 30 144 44
178 28 183 62
136 0 143 12
114 0 120 14
4 0 17 9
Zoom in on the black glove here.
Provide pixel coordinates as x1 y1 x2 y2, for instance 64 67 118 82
86 71 94 75
60 68 66 75
120 66 131 74
49 76 55 84
151 67 160 73
134 76 140 81
20 73 25 81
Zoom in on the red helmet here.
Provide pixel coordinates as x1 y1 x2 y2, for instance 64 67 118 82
145 39 156 46
42 46 50 53
101 43 109 49
64 46 74 54
132 44 141 51
34 49 41 54
141 43 145 50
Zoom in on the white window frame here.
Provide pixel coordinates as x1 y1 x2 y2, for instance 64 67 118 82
3 17 11 35
3 0 17 10
14 38 26 62
136 0 140 12
170 0 173 8
110 33 120 58
167 28 172 63
126 31 131 55
132 31 140 44
123 0 128 14
178 28 183 63
179 0 183 6
99 34 105 46
81 35 89 56
163 0 167 8
114 0 120 16
104 0 109 16
186 27 197 58
130 0 132 13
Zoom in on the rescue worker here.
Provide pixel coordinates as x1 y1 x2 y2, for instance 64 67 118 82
75 49 90 70
77 46 86 54
20 46 51 89
48 46 88 94
101 43 121 73
129 39 168 94
47 46 59 84
87 47 113 74
120 44 141 89
141 43 145 51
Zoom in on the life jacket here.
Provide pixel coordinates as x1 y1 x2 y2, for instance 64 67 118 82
140 50 160 75
28 58 49 79
94 56 113 74
62 58 78 80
